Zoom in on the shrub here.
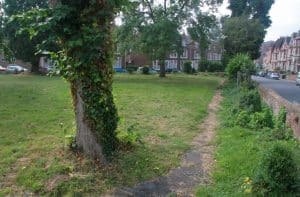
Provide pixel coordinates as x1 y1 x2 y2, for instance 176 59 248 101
208 61 225 72
117 123 141 148
270 107 293 140
126 67 135 74
253 144 298 195
142 67 149 74
198 60 225 72
235 110 251 127
239 89 261 113
276 107 287 127
198 60 208 72
226 53 256 80
249 107 273 129
183 61 193 74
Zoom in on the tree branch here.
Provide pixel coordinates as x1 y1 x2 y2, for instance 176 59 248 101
144 0 156 22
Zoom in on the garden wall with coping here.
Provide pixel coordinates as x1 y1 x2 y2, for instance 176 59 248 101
258 86 300 138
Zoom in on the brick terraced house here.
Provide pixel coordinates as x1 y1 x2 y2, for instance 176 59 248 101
262 30 300 73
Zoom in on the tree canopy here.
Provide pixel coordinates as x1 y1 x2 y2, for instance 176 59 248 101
228 0 274 28
223 0 274 63
3 0 49 72
188 12 217 61
118 0 223 77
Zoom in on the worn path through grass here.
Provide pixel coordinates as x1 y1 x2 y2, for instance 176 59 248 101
105 90 223 196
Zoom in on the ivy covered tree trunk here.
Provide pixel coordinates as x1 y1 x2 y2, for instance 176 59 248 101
46 0 120 162
159 60 166 77
71 76 118 163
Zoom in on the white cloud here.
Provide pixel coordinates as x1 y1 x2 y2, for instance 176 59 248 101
265 0 300 41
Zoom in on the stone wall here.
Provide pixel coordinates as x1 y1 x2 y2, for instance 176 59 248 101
258 86 300 138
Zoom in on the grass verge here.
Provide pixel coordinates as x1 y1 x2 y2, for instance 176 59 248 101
196 82 300 196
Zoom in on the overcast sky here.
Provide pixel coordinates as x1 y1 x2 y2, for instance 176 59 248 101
219 0 300 41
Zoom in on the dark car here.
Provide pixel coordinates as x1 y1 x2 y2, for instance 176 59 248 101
166 68 179 73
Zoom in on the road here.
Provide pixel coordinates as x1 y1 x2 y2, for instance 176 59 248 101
252 76 300 104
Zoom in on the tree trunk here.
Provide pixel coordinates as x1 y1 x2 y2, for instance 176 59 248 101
30 59 40 73
71 81 107 163
159 60 166 77
177 54 181 71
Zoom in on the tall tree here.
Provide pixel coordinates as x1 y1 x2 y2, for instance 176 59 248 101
188 12 217 61
223 0 274 63
119 0 223 77
11 0 124 162
3 0 49 72
228 0 274 28
223 16 265 60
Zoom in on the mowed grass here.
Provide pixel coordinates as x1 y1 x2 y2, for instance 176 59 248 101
0 73 221 195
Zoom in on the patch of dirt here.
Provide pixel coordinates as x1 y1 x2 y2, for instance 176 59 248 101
104 90 223 197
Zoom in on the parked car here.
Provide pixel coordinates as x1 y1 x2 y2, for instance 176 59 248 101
149 68 158 74
166 68 179 73
258 71 266 77
114 67 127 73
296 72 300 86
0 65 6 72
6 64 28 74
270 72 280 80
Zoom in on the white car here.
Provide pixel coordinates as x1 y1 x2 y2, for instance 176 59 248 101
0 65 6 72
270 72 280 80
296 72 300 86
6 64 27 74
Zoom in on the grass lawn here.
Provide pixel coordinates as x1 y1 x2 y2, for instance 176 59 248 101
0 73 221 195
197 83 300 196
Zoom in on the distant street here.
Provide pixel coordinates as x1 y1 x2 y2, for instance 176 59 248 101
252 76 300 104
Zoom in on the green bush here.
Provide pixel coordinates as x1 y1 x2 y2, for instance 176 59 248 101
271 107 293 140
142 67 149 74
249 107 273 129
276 107 287 127
198 60 208 72
126 67 135 74
235 110 251 127
253 144 298 195
198 60 225 72
226 53 256 80
183 61 193 74
239 89 261 113
126 65 138 71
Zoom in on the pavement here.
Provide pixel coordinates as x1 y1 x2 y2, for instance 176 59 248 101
252 76 300 104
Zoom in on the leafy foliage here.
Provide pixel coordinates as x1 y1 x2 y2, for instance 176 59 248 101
3 0 50 72
239 88 261 113
223 17 265 60
249 107 273 129
183 61 193 74
228 0 274 28
226 53 256 80
198 60 224 72
141 66 149 75
118 0 223 77
10 1 127 157
188 12 217 60
253 144 298 195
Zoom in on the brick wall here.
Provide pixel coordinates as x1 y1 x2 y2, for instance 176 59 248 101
258 86 300 138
